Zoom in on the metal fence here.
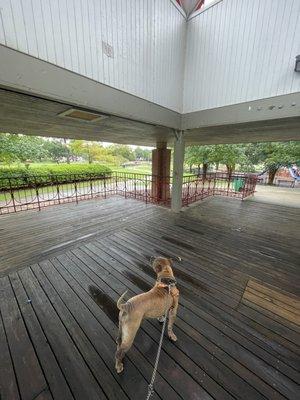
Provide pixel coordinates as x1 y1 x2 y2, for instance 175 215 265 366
0 171 257 214
182 172 258 207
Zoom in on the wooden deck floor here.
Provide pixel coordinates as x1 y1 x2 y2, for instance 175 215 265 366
0 197 299 400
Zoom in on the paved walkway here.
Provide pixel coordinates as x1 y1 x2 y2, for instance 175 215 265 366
249 185 300 208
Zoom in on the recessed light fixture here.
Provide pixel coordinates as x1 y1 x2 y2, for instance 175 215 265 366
58 108 108 122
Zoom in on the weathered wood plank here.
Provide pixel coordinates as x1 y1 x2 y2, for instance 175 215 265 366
0 307 20 400
58 251 213 400
248 280 300 311
35 260 150 400
88 239 300 399
0 276 49 400
18 267 107 400
243 289 300 327
9 272 74 400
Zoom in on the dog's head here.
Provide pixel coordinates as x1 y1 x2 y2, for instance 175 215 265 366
151 257 174 279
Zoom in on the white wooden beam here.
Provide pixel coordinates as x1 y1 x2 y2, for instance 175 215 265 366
171 130 185 213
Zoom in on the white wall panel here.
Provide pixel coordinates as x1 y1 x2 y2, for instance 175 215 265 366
183 0 300 113
0 0 186 112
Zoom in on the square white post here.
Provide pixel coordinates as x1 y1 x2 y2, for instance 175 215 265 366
171 130 185 212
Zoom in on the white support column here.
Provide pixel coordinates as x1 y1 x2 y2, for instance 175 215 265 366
171 130 185 213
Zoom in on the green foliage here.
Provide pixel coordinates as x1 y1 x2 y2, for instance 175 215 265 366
249 141 300 184
0 164 112 189
0 133 47 163
185 144 245 174
134 147 152 161
69 140 126 165
109 144 135 161
184 141 300 178
185 145 212 167
43 139 71 163
210 144 246 174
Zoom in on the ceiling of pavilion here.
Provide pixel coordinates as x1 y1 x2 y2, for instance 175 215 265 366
1 88 299 146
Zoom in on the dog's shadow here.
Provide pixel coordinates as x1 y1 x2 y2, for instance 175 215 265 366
89 285 119 325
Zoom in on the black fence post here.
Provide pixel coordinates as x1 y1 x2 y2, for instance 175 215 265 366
34 176 41 211
9 178 17 213
74 178 78 204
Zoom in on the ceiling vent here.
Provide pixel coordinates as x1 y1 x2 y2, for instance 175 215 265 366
58 108 108 122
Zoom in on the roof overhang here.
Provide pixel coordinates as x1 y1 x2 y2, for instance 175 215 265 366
1 45 300 146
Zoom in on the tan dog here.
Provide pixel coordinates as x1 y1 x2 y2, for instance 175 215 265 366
115 257 179 373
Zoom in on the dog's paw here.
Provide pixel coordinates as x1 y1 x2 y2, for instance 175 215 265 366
116 362 124 374
168 332 177 342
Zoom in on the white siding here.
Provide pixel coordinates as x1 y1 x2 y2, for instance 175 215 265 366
0 0 186 112
183 0 300 113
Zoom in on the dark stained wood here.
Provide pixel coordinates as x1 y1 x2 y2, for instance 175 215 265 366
0 306 20 400
88 238 299 399
0 197 157 276
9 272 74 400
18 267 106 400
0 276 50 400
34 260 160 400
243 286 300 326
0 196 299 400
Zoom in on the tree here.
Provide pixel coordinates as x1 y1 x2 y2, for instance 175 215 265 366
185 145 213 178
109 144 135 161
134 147 152 161
253 141 300 184
43 140 71 163
210 144 246 177
0 133 47 163
0 133 20 163
69 140 99 163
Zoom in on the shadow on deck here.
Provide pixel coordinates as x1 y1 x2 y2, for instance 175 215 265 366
0 196 299 400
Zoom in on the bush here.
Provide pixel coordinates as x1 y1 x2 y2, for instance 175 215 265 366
0 163 112 190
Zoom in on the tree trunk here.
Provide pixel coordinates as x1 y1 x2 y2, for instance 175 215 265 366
197 164 201 176
203 163 208 180
63 139 70 164
226 164 233 179
268 168 278 185
189 164 192 173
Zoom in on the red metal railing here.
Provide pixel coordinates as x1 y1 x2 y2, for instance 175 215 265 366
0 171 257 214
182 172 257 206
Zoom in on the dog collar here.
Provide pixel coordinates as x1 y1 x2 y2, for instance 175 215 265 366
157 277 177 287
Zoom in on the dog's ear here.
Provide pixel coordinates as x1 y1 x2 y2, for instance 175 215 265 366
169 256 182 263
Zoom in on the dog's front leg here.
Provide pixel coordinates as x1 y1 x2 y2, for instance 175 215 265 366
167 298 178 342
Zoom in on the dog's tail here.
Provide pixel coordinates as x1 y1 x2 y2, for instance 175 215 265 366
117 290 128 310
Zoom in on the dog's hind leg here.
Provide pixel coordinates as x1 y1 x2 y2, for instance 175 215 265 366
116 311 123 346
116 323 122 346
168 298 179 342
115 319 141 373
